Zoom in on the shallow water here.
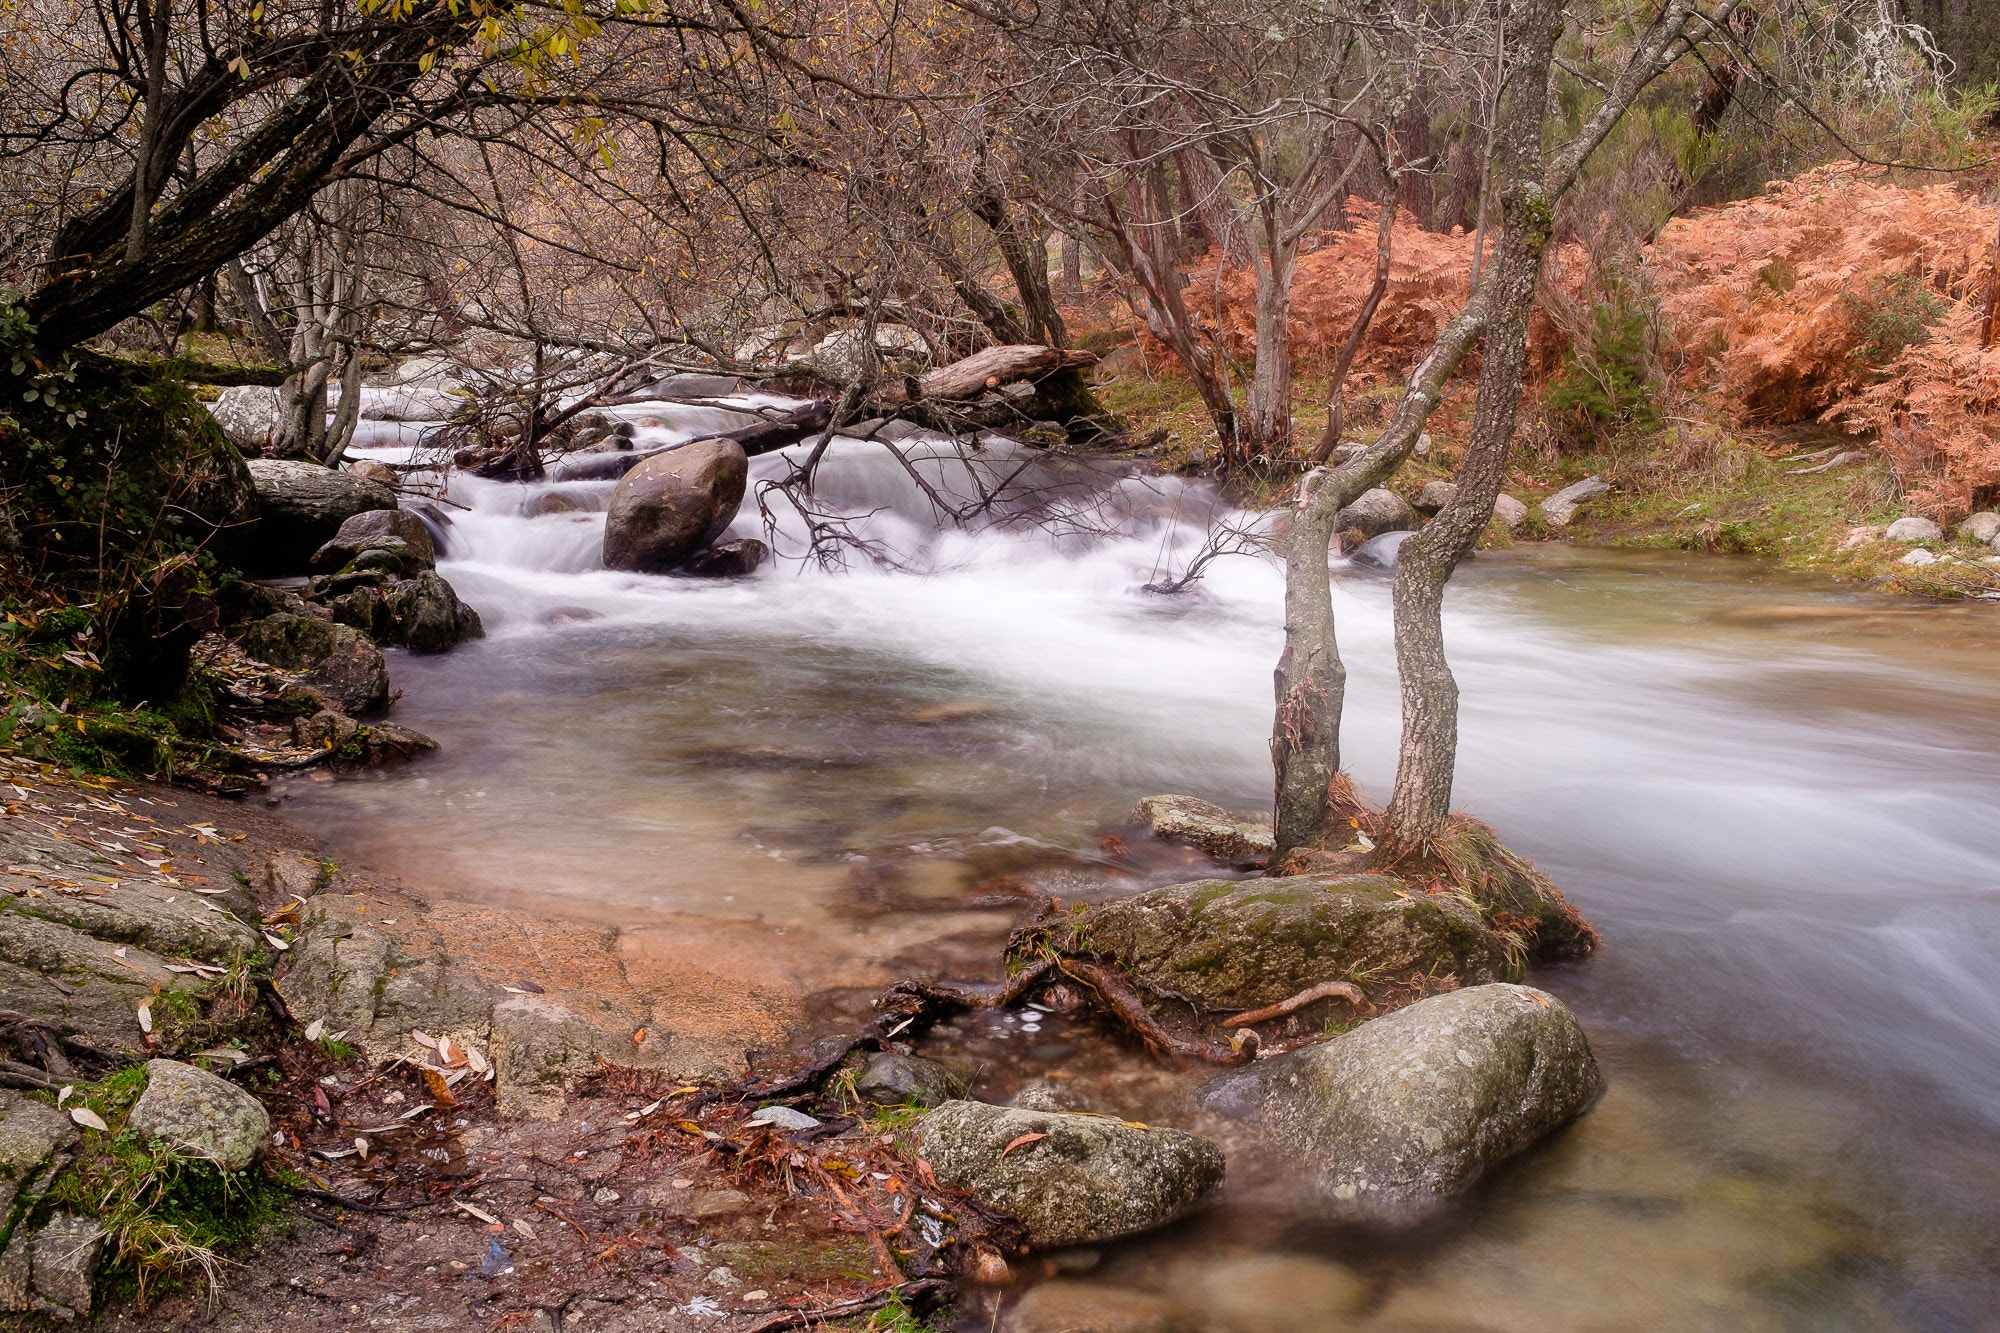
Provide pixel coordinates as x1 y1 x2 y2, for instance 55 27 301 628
283 407 2000 1328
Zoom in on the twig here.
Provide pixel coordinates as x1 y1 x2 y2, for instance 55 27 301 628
739 1279 951 1333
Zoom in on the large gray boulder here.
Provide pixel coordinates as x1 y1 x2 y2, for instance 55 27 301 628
1201 984 1601 1224
1494 493 1529 529
1065 875 1510 1013
127 1059 272 1172
1127 795 1274 867
244 458 397 573
1885 515 1943 544
240 614 391 714
601 438 748 572
1335 487 1416 541
1538 476 1611 527
208 386 284 452
309 507 437 576
913 1101 1224 1247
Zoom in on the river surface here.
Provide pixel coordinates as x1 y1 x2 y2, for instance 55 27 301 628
286 400 2000 1329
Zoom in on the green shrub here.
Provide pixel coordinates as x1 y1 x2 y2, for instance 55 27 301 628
1545 274 1663 450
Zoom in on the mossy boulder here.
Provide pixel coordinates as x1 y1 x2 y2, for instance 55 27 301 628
1199 984 1602 1224
1062 875 1512 1013
912 1101 1224 1247
239 613 390 714
324 571 483 653
127 1059 271 1172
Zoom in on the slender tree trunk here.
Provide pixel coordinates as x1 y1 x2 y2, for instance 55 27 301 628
1271 287 1492 856
1061 233 1083 293
1383 0 1564 854
971 190 1068 346
1244 229 1297 460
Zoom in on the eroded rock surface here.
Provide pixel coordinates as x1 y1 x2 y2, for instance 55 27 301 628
1200 983 1602 1224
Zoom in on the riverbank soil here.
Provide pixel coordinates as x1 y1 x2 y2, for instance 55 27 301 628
0 754 966 1331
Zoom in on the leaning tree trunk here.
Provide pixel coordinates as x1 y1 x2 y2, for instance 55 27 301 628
1381 0 1564 856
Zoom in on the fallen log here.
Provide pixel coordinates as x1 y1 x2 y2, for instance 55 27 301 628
915 344 1097 402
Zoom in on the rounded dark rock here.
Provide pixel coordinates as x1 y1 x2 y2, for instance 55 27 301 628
602 438 748 572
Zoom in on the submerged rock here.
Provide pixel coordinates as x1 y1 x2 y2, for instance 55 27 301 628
1335 487 1416 541
240 614 390 714
1200 984 1601 1224
1538 476 1611 527
913 1101 1224 1247
128 1059 272 1172
1127 795 1274 867
244 458 397 573
1068 875 1509 1012
1001 1280 1177 1333
848 1051 962 1108
602 437 748 573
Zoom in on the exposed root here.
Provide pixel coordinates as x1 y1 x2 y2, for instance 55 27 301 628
1226 980 1370 1028
1056 959 1249 1066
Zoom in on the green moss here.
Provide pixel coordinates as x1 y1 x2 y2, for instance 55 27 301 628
39 1065 288 1306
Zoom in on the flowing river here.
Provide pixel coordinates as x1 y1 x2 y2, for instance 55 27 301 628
283 397 2000 1329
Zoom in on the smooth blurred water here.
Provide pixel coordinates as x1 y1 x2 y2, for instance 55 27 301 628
284 402 2000 1328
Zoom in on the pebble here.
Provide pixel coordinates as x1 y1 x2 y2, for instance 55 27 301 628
593 1187 621 1205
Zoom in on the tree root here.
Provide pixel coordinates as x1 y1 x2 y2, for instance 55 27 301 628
1226 980 1370 1028
1054 959 1250 1066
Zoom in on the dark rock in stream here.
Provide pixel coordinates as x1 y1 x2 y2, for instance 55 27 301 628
1063 874 1510 1013
602 437 748 572
309 507 437 576
685 537 767 577
1199 983 1602 1225
324 570 483 653
913 1101 1224 1247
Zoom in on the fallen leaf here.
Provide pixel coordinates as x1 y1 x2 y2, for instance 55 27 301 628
263 932 290 952
456 1201 500 1225
999 1132 1047 1159
56 1085 72 1107
136 1003 152 1034
512 1218 537 1240
632 1028 647 1045
354 1136 369 1159
313 1086 332 1113
410 1029 439 1049
70 1107 108 1132
422 1068 457 1107
304 1018 325 1042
